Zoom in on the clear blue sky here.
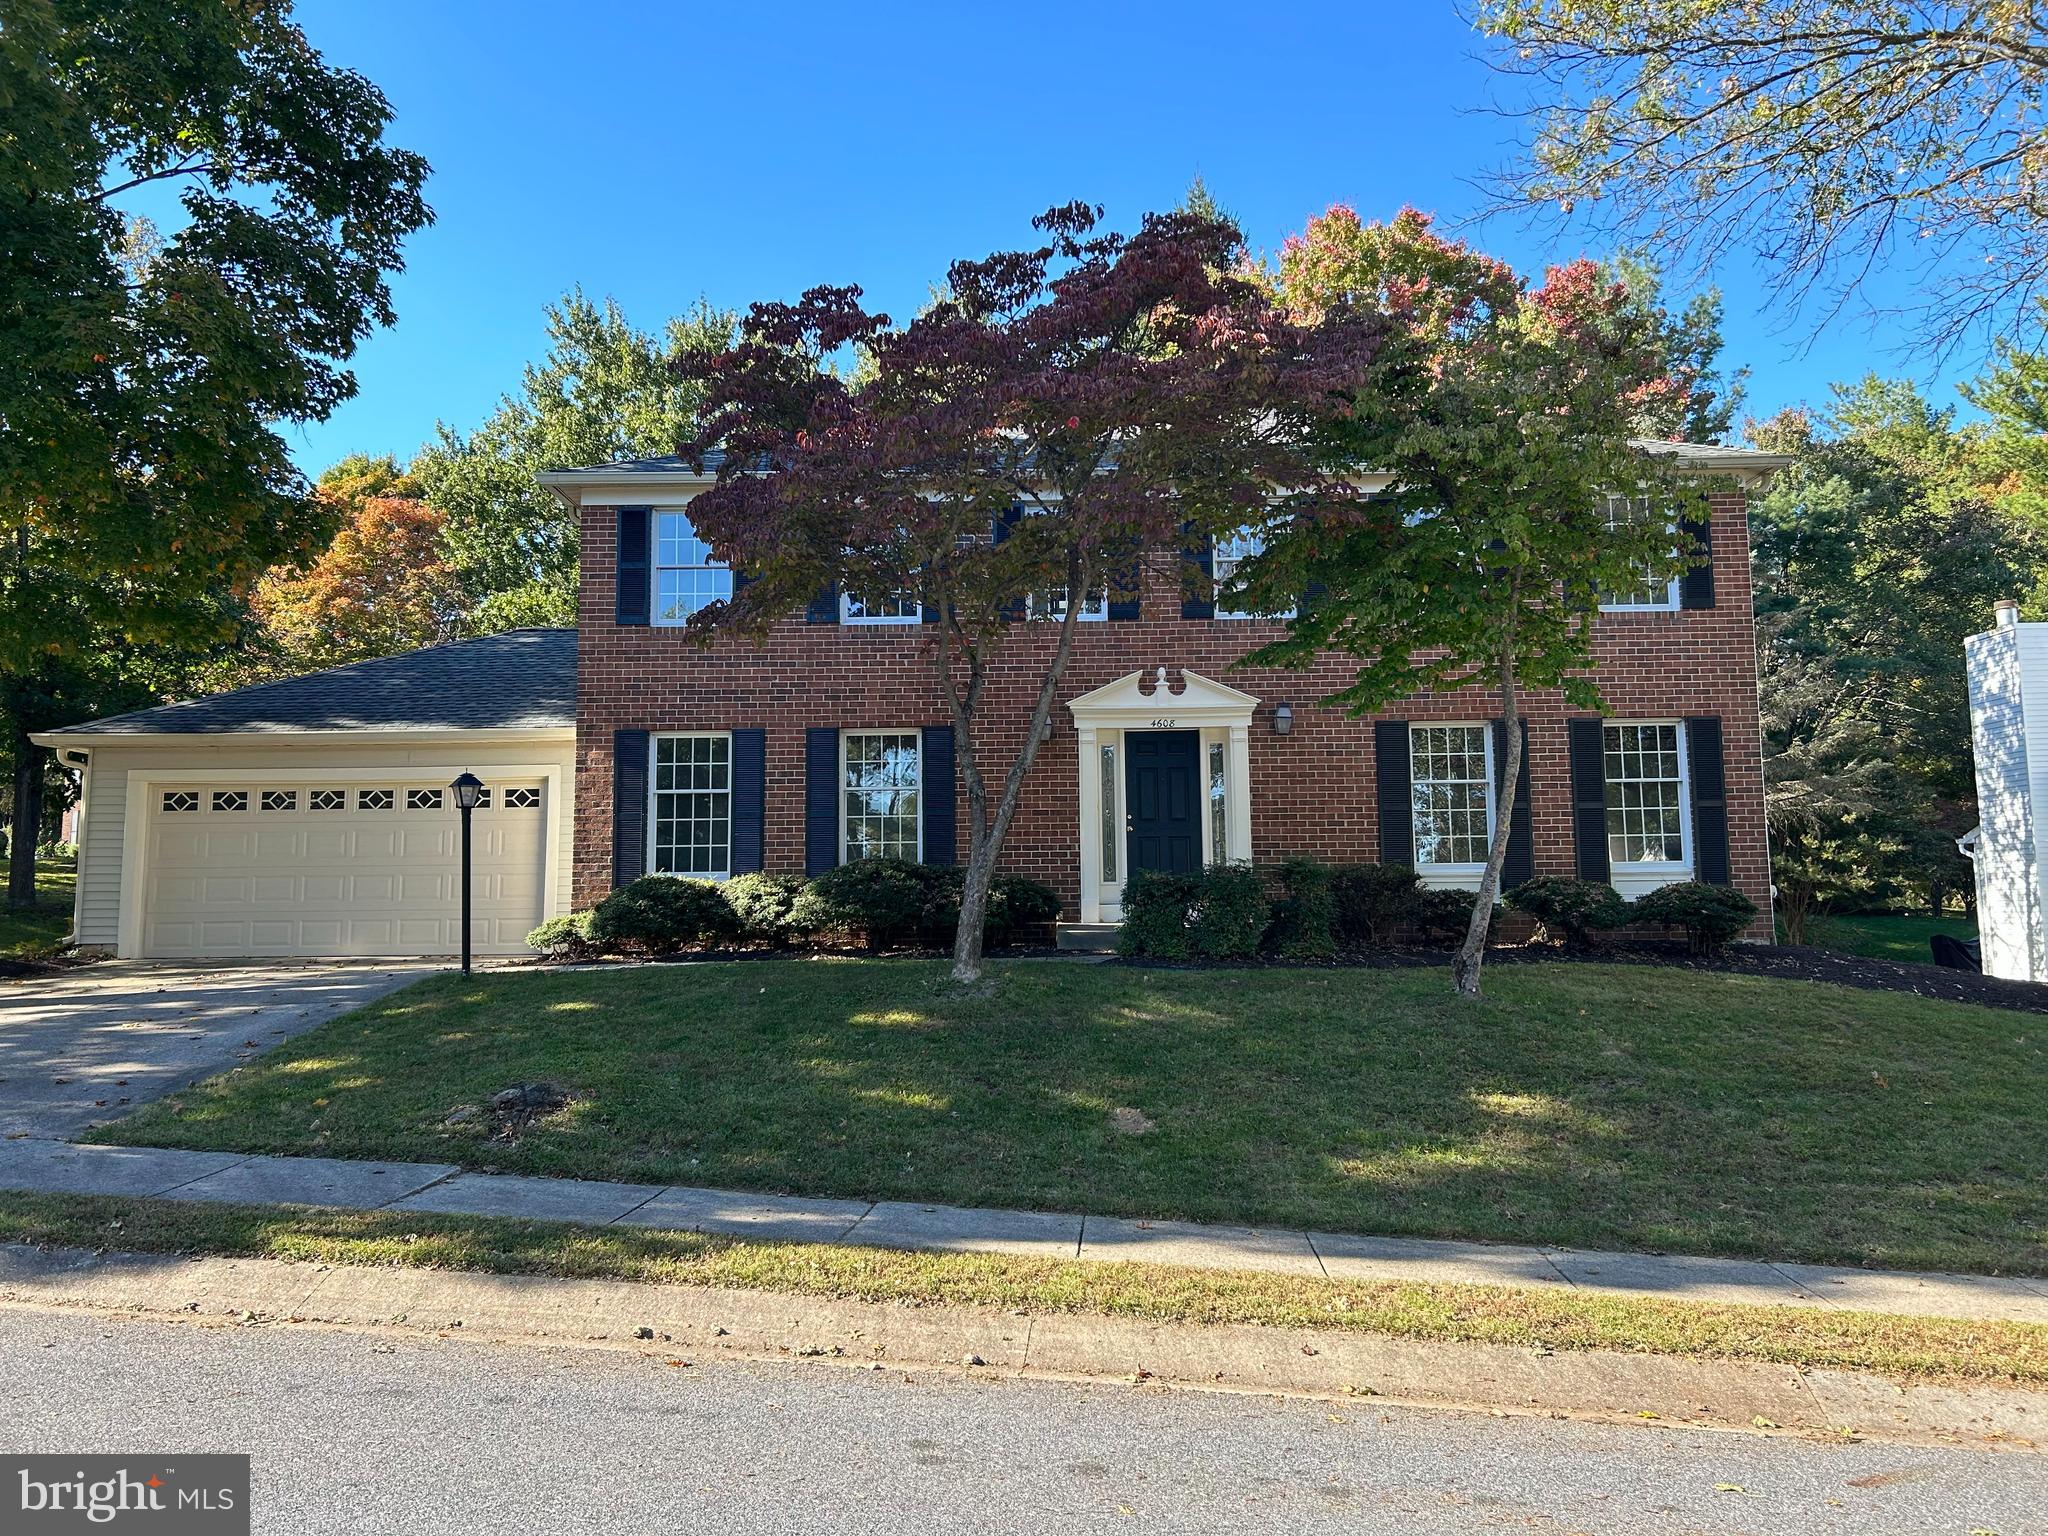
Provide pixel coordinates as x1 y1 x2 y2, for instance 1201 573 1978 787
283 0 1973 477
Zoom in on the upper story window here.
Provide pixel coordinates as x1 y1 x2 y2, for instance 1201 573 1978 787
654 510 733 625
1214 530 1294 620
1028 585 1106 622
1598 495 1679 611
1411 724 1494 869
842 730 921 862
1604 721 1691 869
840 588 922 624
651 733 731 879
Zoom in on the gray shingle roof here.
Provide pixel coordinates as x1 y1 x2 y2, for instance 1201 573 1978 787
48 629 576 737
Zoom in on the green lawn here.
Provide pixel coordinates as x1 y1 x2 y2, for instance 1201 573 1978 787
94 957 2048 1276
0 859 74 957
1801 912 1979 966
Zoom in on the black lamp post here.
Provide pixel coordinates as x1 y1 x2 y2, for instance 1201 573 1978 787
450 772 486 975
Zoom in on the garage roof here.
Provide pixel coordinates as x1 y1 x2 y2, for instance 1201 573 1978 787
44 629 576 738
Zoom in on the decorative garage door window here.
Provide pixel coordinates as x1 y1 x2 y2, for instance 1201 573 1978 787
260 789 298 812
357 789 394 810
309 789 346 811
211 790 248 812
505 786 541 809
652 734 732 877
406 788 442 810
161 790 199 813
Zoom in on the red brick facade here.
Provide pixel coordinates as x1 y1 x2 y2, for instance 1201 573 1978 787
573 488 1771 934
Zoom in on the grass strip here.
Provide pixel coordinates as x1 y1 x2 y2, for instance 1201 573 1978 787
2 1191 2042 1388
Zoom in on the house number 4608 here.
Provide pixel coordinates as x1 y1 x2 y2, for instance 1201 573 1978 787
1149 717 1177 727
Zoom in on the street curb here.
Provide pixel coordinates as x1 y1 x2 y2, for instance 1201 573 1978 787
0 1241 2040 1452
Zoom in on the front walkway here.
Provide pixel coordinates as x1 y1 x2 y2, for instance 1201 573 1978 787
2 1138 2043 1324
0 961 434 1138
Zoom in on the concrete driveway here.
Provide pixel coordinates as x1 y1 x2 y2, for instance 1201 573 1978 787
0 961 435 1139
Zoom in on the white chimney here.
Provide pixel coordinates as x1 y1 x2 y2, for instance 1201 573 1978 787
1996 598 2020 628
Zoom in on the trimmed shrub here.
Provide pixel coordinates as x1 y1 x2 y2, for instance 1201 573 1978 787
988 872 1063 937
1333 863 1420 947
1414 886 1499 944
525 909 601 960
1118 864 1273 961
1505 875 1628 947
1631 880 1759 955
1267 857 1339 960
724 872 809 946
909 866 1065 944
790 856 931 946
590 876 739 956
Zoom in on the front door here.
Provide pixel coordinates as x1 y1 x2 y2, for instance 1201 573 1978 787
1125 730 1202 875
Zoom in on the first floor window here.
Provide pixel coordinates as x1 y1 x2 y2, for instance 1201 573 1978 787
1598 495 1680 611
843 731 921 862
1410 724 1493 867
652 734 732 877
654 509 733 623
1604 722 1689 866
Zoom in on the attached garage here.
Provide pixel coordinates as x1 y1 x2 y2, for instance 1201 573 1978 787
36 630 576 961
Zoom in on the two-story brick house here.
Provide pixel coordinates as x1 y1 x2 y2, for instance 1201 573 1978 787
541 442 1786 941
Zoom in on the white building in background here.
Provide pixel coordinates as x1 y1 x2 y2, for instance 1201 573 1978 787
1964 601 2048 981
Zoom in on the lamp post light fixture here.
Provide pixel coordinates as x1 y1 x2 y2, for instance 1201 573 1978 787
450 772 486 975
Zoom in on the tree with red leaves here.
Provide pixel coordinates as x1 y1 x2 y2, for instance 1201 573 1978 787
680 202 1379 983
1233 206 1704 998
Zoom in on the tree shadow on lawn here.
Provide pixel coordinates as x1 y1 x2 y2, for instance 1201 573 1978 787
90 959 2048 1276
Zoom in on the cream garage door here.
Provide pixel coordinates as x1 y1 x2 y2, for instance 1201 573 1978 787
141 779 547 958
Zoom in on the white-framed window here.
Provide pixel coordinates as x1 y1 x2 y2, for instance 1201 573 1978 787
1027 585 1107 622
211 790 248 813
356 789 394 811
842 730 921 862
505 786 541 809
309 789 346 811
259 789 298 813
1213 530 1295 619
1410 724 1494 870
1604 721 1692 870
407 787 443 811
840 587 922 624
650 733 732 879
1598 495 1680 611
161 790 199 813
653 508 733 625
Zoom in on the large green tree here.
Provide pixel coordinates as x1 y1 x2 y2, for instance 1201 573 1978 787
414 292 734 632
1235 207 1700 997
0 0 431 906
1473 1 2048 354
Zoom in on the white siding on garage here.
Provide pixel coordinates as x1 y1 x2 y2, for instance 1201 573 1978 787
67 736 576 954
1967 621 2048 981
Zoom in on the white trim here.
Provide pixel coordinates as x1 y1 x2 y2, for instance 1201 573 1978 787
1409 721 1496 890
34 727 573 748
838 589 923 625
839 729 923 864
116 761 565 959
1601 718 1696 896
647 731 734 882
1067 669 1260 921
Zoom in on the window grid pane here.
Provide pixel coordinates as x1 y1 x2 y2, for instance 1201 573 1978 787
1099 743 1118 882
1600 495 1677 608
1410 725 1492 865
1208 741 1227 863
843 732 921 862
652 736 732 876
1604 723 1686 864
653 511 733 624
842 588 921 622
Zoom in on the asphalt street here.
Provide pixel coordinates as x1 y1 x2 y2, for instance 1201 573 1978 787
0 1306 2037 1534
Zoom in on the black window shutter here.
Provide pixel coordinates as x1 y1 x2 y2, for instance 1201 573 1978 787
1567 718 1611 882
1679 510 1715 609
1107 550 1141 621
805 584 840 624
730 728 765 874
1493 719 1534 888
993 506 1025 622
616 508 651 626
1181 530 1215 620
921 725 957 866
612 729 651 886
1375 720 1413 866
804 728 840 874
1685 715 1730 885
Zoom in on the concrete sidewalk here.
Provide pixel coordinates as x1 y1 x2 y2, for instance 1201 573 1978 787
2 1137 2045 1325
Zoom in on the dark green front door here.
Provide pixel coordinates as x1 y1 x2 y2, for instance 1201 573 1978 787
1125 730 1202 875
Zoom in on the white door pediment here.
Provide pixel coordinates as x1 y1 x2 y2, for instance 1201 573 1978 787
1067 667 1261 727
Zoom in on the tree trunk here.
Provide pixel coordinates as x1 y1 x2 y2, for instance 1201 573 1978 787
1451 645 1521 999
7 721 45 910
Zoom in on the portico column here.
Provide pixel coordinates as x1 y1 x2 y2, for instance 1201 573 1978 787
1226 722 1253 863
1075 724 1102 922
